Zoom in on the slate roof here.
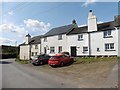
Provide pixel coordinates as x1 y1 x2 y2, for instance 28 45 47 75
67 20 120 35
44 24 76 37
29 35 43 44
20 35 43 46
67 26 88 35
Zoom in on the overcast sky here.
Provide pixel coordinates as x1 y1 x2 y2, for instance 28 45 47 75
0 1 119 46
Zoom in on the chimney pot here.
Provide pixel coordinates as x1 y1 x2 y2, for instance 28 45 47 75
89 10 92 12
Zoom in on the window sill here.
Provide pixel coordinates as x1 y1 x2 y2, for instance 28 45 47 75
78 39 84 41
103 36 113 38
82 51 88 53
105 49 116 51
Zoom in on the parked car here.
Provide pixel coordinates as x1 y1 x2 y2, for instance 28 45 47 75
32 54 51 66
48 54 73 67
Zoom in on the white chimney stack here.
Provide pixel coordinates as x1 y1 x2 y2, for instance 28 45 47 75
25 33 31 44
88 10 97 32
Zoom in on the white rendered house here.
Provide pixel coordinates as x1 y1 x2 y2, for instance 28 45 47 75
41 20 78 55
20 10 120 60
20 34 42 60
67 10 120 56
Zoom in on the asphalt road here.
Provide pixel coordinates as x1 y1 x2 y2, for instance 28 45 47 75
1 58 119 89
1 59 79 88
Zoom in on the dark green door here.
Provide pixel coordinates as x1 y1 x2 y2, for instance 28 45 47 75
71 46 77 57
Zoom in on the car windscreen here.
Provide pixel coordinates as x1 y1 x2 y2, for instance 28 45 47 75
32 55 39 60
34 55 39 58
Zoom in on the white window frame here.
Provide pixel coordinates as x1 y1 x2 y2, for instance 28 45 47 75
44 37 47 42
78 34 83 41
83 47 88 53
50 47 55 53
105 43 115 51
35 45 38 49
58 35 62 40
103 30 112 38
58 46 62 53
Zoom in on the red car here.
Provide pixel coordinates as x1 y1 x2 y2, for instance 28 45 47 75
48 54 73 67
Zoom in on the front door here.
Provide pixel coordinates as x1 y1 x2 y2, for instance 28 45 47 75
44 47 47 54
71 46 77 57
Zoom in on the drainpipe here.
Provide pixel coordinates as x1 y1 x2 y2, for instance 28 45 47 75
88 33 91 56
29 45 31 60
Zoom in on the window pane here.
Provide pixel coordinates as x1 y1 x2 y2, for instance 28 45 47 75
58 46 62 53
110 43 114 49
58 35 62 40
83 47 88 52
78 34 83 41
50 47 55 53
105 44 109 50
104 31 112 37
35 52 37 55
35 45 38 49
108 30 111 35
31 52 34 56
44 37 47 42
104 31 107 37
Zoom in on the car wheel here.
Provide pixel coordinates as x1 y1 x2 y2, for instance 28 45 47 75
32 63 37 66
40 61 43 65
50 65 57 68
60 62 64 67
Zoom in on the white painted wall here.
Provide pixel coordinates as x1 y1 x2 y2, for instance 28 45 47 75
90 30 118 56
25 37 31 44
118 28 120 56
31 44 41 56
67 33 89 56
88 11 97 32
20 45 30 60
41 34 67 55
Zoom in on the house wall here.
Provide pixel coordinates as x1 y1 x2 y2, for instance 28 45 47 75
20 45 30 60
67 33 89 56
90 29 118 56
41 34 67 55
31 44 41 57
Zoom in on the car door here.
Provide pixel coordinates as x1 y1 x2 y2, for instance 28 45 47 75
65 55 70 63
43 54 50 63
62 55 68 64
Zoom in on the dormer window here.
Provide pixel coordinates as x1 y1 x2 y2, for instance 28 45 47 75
103 30 112 38
44 37 47 42
78 34 83 41
58 35 62 40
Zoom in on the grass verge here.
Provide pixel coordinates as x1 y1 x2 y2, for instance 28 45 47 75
15 58 29 64
74 56 118 64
